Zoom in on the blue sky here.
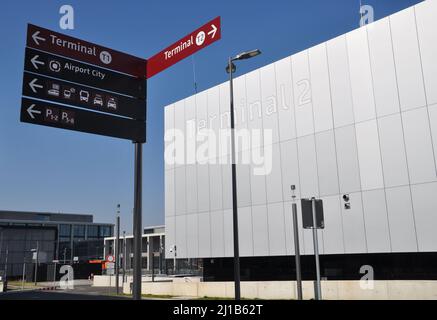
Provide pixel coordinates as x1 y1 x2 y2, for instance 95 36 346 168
0 0 421 232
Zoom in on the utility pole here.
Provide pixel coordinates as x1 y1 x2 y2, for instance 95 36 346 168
5 246 9 281
34 241 39 285
123 231 126 283
115 204 120 295
291 185 303 300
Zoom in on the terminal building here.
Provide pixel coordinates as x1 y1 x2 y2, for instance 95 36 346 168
103 225 202 276
164 1 437 281
0 210 113 280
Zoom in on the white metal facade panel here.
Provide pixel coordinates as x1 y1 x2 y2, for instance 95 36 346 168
238 206 254 257
377 114 410 188
362 189 391 253
355 120 384 191
164 2 437 259
260 64 280 145
265 143 284 204
326 35 355 128
347 27 376 123
367 18 400 117
411 182 437 252
198 212 211 257
390 7 427 111
315 130 339 197
402 107 436 184
267 202 287 256
251 205 270 256
416 0 437 106
210 210 225 257
341 192 367 253
175 215 187 258
320 195 344 254
297 135 319 198
165 169 175 217
275 57 296 142
186 213 199 258
335 125 361 194
385 186 418 253
292 51 314 137
309 43 333 133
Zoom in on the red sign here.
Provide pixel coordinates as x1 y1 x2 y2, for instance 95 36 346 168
26 24 147 78
146 16 221 78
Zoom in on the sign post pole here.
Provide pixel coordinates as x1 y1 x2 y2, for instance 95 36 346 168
290 186 302 300
132 142 142 300
311 197 322 300
115 207 120 295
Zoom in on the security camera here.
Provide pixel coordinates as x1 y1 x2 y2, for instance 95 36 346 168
290 185 296 191
342 194 350 202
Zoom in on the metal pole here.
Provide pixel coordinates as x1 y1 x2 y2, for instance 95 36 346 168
123 231 126 283
53 261 57 287
292 202 303 300
115 208 120 295
133 142 143 300
34 241 39 285
5 246 9 281
173 245 177 274
151 237 155 282
229 57 241 300
311 197 322 300
22 260 26 290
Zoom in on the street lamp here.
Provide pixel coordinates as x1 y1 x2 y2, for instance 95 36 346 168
225 49 261 300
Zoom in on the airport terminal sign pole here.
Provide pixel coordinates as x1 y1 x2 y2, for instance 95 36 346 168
291 186 302 300
132 142 143 300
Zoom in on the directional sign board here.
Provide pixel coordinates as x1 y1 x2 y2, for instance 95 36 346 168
27 24 146 77
146 16 221 78
21 24 146 142
22 72 145 120
21 98 146 142
24 48 145 99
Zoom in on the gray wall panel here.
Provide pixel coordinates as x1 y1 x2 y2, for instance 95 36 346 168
267 202 287 256
198 212 211 257
327 35 355 128
390 7 427 111
265 143 283 204
378 114 410 188
341 192 367 253
238 206 254 257
297 135 319 198
411 182 437 252
309 43 334 133
315 130 339 197
385 186 418 252
275 57 296 142
320 195 344 254
251 205 270 256
362 189 391 253
292 50 314 137
367 18 400 117
347 27 376 123
335 125 361 194
355 120 384 191
210 210 225 257
402 107 436 184
186 213 199 258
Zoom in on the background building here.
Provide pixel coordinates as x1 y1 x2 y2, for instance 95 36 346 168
103 225 201 276
0 210 113 280
164 1 437 281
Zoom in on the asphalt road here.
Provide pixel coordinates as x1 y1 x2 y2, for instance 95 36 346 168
0 285 129 300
